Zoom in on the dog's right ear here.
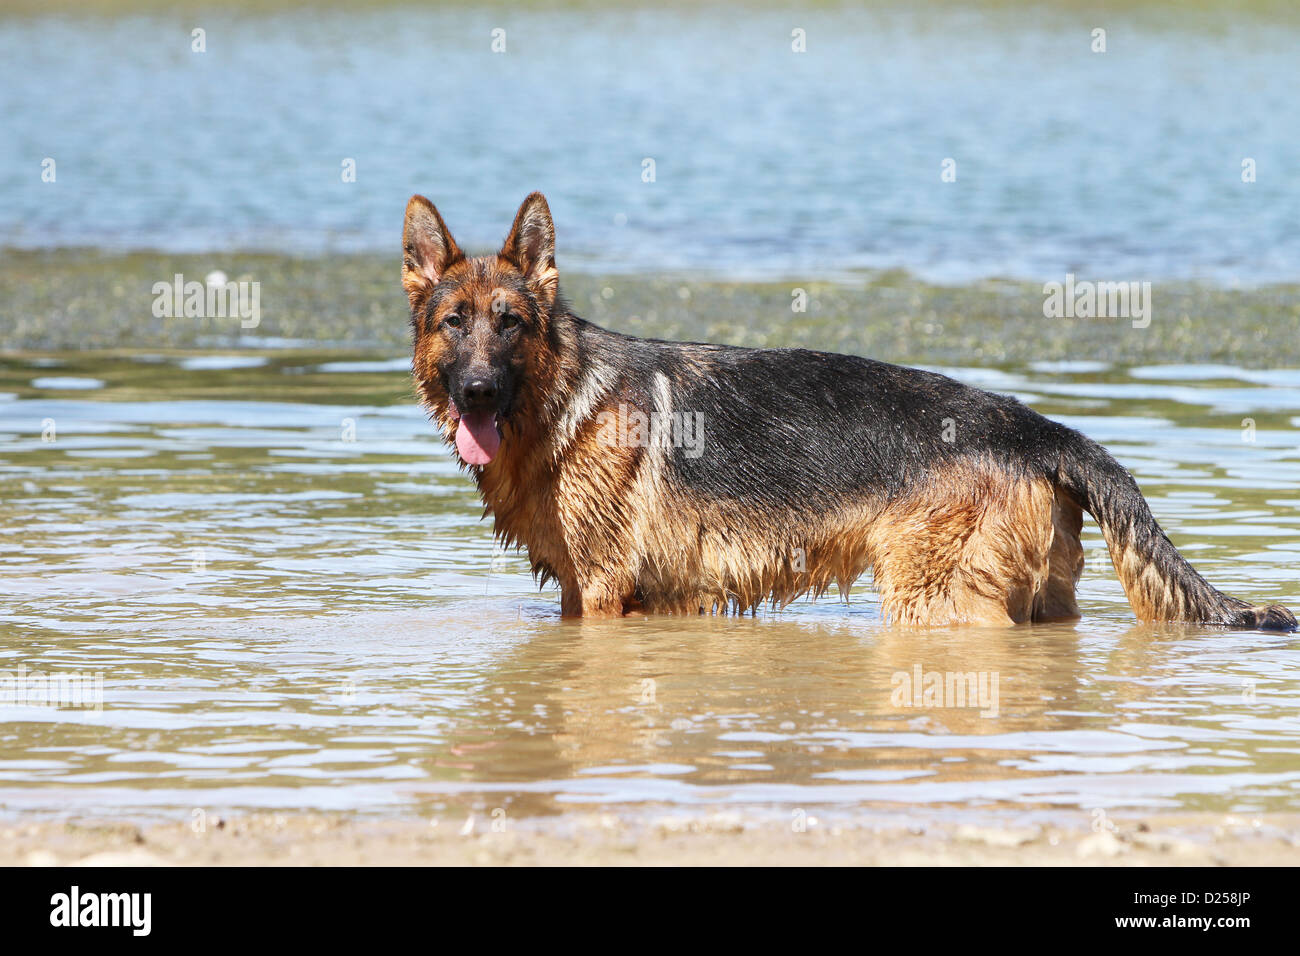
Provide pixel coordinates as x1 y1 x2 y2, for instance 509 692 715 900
402 195 463 305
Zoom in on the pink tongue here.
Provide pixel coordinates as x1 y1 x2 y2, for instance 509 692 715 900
455 410 500 465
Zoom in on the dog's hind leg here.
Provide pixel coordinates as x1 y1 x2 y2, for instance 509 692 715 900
871 541 1022 626
867 466 1058 626
1031 491 1084 622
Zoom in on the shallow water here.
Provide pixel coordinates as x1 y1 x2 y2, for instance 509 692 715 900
1 351 1298 826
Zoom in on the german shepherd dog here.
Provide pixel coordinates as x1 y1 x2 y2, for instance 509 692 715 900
403 192 1296 630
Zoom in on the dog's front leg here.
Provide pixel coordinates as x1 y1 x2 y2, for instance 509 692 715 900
560 583 585 617
560 574 636 618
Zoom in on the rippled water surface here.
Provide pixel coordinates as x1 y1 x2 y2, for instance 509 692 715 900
3 2 1299 282
1 352 1298 825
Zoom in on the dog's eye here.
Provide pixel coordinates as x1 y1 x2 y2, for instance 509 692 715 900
500 313 519 330
443 314 462 330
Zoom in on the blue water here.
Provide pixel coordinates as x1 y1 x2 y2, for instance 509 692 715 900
2 2 1298 283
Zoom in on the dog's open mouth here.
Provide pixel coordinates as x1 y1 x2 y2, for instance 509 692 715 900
448 401 501 465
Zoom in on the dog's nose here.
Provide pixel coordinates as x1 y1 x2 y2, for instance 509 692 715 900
461 378 498 406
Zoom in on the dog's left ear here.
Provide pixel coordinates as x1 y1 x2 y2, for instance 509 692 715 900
500 192 559 307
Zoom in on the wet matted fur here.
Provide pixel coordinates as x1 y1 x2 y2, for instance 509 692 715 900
402 192 1296 630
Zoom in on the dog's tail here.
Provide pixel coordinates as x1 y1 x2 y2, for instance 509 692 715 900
1053 427 1296 631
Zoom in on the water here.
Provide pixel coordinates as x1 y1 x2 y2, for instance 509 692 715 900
2 2 1299 283
2 352 1298 824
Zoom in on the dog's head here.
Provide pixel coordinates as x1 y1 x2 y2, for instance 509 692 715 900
402 192 561 466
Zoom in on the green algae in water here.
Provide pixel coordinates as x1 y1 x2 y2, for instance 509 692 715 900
3 250 1299 368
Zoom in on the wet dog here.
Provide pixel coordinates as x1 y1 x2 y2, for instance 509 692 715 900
403 192 1295 629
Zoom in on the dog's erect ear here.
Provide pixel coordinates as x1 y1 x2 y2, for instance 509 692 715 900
500 192 558 307
402 195 462 304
